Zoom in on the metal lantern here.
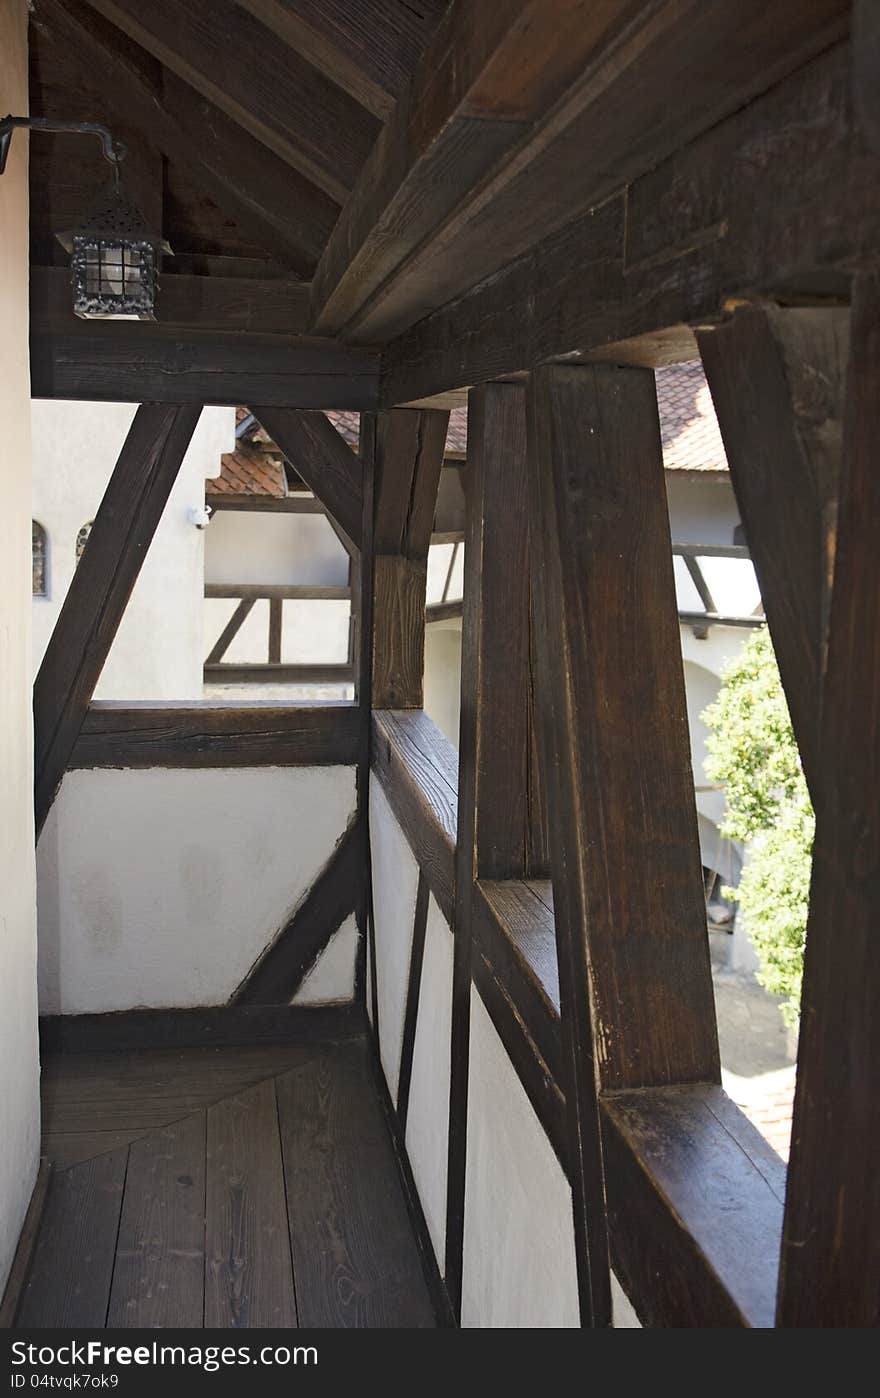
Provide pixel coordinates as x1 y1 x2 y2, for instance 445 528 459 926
57 178 171 321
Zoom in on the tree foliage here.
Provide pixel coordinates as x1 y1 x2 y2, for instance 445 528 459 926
702 626 813 1026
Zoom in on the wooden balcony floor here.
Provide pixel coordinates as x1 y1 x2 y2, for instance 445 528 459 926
16 1035 435 1329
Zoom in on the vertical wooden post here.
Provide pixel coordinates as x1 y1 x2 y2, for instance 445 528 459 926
33 403 202 836
527 363 719 1098
774 275 880 1327
356 413 379 1027
445 382 547 1318
699 307 849 794
370 408 449 709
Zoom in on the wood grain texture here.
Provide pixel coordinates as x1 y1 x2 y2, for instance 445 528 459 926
107 1114 206 1328
698 306 849 794
371 709 458 925
527 364 718 1091
16 1148 127 1328
33 404 201 835
235 0 444 120
602 1087 784 1329
233 818 365 1005
205 1079 297 1328
31 266 313 339
371 408 449 708
381 42 876 405
0 1161 52 1328
31 333 379 410
313 0 846 339
276 1039 435 1327
70 702 363 769
473 879 560 1083
83 0 377 202
446 381 546 1317
32 0 338 275
778 272 880 1327
252 407 362 549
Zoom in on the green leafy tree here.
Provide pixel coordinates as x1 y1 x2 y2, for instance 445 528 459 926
702 626 813 1027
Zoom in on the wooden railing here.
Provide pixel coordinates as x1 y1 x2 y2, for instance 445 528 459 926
203 580 356 686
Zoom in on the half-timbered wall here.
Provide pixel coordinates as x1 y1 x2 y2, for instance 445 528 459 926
0 0 40 1301
32 401 235 698
37 762 358 1014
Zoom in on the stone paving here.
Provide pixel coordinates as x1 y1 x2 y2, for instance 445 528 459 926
709 927 797 1163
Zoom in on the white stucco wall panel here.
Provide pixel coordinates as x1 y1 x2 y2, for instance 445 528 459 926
404 894 453 1272
37 766 356 1014
292 914 358 1006
368 782 419 1100
461 988 580 1328
205 511 348 588
424 621 462 750
32 402 234 700
0 0 41 1298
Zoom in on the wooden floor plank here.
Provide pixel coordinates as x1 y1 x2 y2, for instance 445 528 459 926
107 1113 207 1329
276 1039 435 1328
205 1080 297 1329
43 1129 156 1172
16 1148 127 1328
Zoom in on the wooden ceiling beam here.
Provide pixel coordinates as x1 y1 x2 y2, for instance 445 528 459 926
82 0 378 202
312 0 848 341
380 42 876 406
31 266 312 338
234 0 445 121
32 0 338 275
30 331 380 410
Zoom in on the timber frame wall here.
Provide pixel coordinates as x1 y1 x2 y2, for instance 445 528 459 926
25 0 880 1328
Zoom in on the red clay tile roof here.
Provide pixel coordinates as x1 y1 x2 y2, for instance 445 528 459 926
656 362 728 472
211 379 721 495
206 442 286 497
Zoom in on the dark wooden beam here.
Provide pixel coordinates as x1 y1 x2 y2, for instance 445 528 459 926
371 408 449 708
39 1003 364 1054
30 332 379 410
69 702 363 769
445 382 553 1319
370 709 457 927
251 408 364 549
854 0 880 152
698 307 849 796
601 1088 783 1329
233 818 365 1005
234 0 444 121
32 266 312 339
396 871 429 1133
33 404 201 836
526 363 719 1094
203 662 354 685
777 273 880 1328
32 0 338 275
312 0 847 341
381 42 875 405
83 0 377 202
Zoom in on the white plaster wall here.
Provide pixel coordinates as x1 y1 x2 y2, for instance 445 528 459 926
292 914 358 1006
36 766 356 1014
369 781 419 1099
0 0 41 1299
405 894 454 1272
204 597 351 666
462 989 581 1328
665 472 741 546
205 510 348 588
424 621 462 749
32 402 234 699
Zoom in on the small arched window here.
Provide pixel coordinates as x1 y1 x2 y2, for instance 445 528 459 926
32 521 48 597
76 520 94 564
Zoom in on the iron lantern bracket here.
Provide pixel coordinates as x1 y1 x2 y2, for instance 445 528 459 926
0 115 126 176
